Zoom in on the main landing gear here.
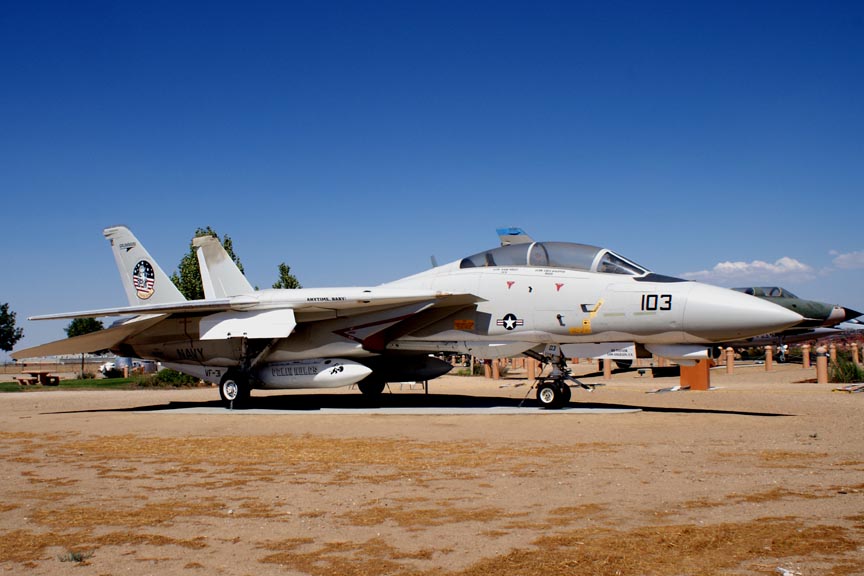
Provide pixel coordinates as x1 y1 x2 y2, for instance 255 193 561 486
525 348 594 409
357 377 386 398
219 370 251 409
218 337 281 409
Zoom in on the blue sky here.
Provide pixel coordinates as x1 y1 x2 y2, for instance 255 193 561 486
1 1 862 357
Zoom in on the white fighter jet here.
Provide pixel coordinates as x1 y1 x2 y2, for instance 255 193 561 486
13 226 802 408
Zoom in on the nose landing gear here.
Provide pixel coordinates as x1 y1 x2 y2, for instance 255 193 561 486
525 348 594 409
536 379 572 409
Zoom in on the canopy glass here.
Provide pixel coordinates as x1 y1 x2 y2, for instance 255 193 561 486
459 242 649 276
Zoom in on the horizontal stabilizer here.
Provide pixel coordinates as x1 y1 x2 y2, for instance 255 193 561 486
11 315 166 359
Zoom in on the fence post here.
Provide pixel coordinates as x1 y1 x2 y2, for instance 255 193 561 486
816 346 828 384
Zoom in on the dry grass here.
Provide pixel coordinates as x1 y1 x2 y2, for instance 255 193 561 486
93 531 208 549
738 487 822 503
0 527 209 563
3 429 862 573
12 489 75 502
259 537 440 575
548 503 606 518
28 476 78 487
254 518 862 576
458 518 861 576
41 434 616 477
0 530 91 563
340 502 517 530
716 449 831 470
31 500 224 530
759 449 829 466
680 484 856 511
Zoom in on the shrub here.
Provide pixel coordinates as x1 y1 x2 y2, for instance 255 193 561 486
829 357 864 384
137 369 201 388
58 551 93 563
454 363 487 377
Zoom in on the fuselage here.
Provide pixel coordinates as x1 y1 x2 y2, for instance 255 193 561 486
120 248 802 369
383 260 802 347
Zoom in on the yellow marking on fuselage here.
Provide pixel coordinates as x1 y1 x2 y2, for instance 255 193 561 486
568 299 604 335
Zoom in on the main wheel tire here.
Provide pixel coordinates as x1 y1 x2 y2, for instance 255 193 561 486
558 382 572 405
537 382 562 409
357 378 386 397
220 372 251 409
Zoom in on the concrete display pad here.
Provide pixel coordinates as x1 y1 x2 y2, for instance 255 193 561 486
155 405 641 415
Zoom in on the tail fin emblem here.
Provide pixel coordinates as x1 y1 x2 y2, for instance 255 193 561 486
132 260 156 300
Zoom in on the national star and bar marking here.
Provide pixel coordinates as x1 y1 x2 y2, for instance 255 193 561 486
496 313 524 330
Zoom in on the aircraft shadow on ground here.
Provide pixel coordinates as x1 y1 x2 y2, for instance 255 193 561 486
43 391 791 417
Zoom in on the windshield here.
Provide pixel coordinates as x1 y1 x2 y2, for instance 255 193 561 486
459 242 649 275
733 287 798 299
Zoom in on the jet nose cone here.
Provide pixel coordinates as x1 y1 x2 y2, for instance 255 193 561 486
683 284 803 342
843 307 863 322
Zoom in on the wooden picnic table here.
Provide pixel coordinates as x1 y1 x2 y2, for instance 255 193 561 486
19 371 61 386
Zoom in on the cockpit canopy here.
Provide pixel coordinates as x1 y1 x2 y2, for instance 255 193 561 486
459 242 650 276
733 287 798 299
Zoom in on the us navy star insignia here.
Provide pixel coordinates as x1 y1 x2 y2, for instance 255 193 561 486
496 313 524 330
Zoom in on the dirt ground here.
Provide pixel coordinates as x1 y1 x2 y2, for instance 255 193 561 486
1 362 863 575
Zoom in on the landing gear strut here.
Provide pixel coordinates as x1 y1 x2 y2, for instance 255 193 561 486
525 348 593 410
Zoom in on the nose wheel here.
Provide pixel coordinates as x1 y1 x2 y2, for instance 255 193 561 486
525 347 593 410
536 379 572 409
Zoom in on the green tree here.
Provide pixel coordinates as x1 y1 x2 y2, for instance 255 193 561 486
65 317 104 338
272 262 302 289
170 227 245 300
0 303 24 352
65 317 105 375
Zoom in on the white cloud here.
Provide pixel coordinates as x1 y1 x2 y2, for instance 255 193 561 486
682 256 815 283
832 250 864 270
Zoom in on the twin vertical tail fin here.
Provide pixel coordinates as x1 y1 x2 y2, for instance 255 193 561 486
193 235 254 298
103 225 187 305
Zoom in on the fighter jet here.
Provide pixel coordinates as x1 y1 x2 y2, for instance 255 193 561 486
13 226 802 408
731 287 861 328
714 286 862 351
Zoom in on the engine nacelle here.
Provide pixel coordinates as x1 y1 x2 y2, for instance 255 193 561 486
256 358 372 389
